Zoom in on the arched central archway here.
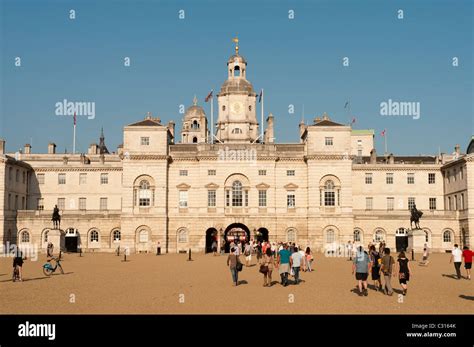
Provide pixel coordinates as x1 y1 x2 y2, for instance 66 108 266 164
205 228 218 253
224 223 250 253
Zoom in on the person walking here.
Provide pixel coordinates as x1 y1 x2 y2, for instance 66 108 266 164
380 248 395 296
227 247 239 286
298 246 307 272
244 242 252 267
305 247 313 272
47 242 54 258
369 245 382 292
290 246 303 284
156 241 162 255
256 241 263 264
347 241 353 261
420 243 429 265
397 251 411 296
450 244 463 279
12 249 24 282
261 247 275 287
352 246 371 296
462 246 472 280
277 243 291 286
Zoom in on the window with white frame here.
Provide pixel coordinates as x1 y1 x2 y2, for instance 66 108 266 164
37 198 44 211
58 173 66 185
90 230 99 242
387 197 394 211
208 169 216 176
325 137 333 146
386 173 393 184
429 198 436 211
138 180 151 207
366 197 373 210
140 137 149 146
208 190 216 207
79 198 87 210
37 173 45 184
287 229 296 243
79 173 87 185
407 173 415 184
179 190 188 208
353 229 361 242
258 170 267 176
365 173 373 184
100 197 108 210
178 229 188 243
57 198 65 210
428 173 435 184
21 230 30 243
139 229 149 243
443 230 451 243
324 180 335 206
179 170 188 176
258 190 267 207
374 230 384 242
287 170 295 176
408 197 416 210
113 230 121 241
287 191 295 208
100 173 108 185
326 229 335 243
232 181 243 207
225 189 230 207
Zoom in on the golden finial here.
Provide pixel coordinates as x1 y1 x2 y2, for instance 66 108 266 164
232 36 239 54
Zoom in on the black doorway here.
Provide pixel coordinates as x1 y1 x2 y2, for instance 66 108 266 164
65 236 78 252
224 223 250 253
205 228 218 253
396 236 408 252
257 228 269 243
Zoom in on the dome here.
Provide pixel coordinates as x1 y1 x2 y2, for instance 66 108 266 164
219 79 256 95
227 54 247 65
184 96 206 121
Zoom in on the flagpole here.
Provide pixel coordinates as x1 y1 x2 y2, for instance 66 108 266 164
73 113 76 154
210 89 214 145
385 133 388 155
261 89 264 143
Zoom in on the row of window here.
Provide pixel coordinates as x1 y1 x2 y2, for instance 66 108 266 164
446 194 466 211
39 197 109 211
7 167 27 184
365 172 436 185
364 197 437 211
38 173 109 185
6 194 26 210
179 169 294 177
445 166 464 183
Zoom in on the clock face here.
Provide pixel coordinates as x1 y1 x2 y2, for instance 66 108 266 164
230 102 243 115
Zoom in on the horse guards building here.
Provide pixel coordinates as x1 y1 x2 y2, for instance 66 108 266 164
1 44 473 255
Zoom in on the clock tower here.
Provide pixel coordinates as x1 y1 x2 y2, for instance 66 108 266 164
216 38 259 143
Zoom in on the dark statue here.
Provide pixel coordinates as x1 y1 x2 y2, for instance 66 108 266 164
52 205 61 229
410 204 423 229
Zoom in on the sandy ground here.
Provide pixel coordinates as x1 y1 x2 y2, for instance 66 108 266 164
0 252 472 314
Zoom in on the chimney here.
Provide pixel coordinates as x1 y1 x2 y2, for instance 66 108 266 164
455 144 461 156
299 121 306 141
265 114 274 144
48 143 56 154
0 139 5 154
370 148 377 164
24 144 31 154
167 121 175 138
388 153 395 164
117 144 124 156
88 143 98 155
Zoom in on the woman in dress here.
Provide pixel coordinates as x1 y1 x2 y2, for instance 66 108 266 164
397 251 412 296
369 245 382 292
262 247 275 287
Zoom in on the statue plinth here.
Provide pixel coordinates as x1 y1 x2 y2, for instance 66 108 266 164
408 228 426 252
47 229 65 253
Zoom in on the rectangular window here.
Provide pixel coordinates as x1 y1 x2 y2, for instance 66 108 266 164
37 173 45 185
244 190 248 207
454 195 457 210
8 194 11 210
225 190 230 207
460 167 464 180
208 170 216 176
428 173 435 184
140 137 150 146
408 197 416 210
21 196 25 209
325 137 333 146
324 190 335 206
386 173 393 184
100 197 108 210
447 170 450 184
15 170 19 182
453 169 457 182
179 170 188 176
461 194 464 210
447 197 451 210
57 198 65 210
79 173 87 185
100 173 108 185
258 170 267 176
179 191 188 208
366 197 373 210
208 190 216 207
357 149 362 157
429 198 436 211
79 198 87 211
37 198 44 211
258 190 267 207
365 173 373 184
287 170 295 176
58 173 66 185
14 195 18 210
22 171 26 184
387 197 394 211
287 192 295 208
407 173 415 184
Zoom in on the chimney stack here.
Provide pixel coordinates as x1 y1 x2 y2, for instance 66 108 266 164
370 148 377 164
0 139 5 154
455 144 461 156
168 121 175 139
48 143 56 154
388 153 395 164
88 143 98 155
265 114 274 144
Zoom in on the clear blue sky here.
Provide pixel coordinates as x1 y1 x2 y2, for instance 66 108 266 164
0 0 472 155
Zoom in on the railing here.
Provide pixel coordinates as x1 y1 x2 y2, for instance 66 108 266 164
16 209 122 218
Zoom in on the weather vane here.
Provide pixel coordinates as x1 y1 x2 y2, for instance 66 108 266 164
232 36 239 54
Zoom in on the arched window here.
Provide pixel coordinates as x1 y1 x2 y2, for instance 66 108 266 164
287 229 296 243
21 230 30 243
178 229 188 243
232 181 243 206
324 180 335 206
113 230 121 241
374 229 384 242
326 229 335 243
353 229 361 242
192 137 198 143
232 128 242 134
396 228 407 236
192 120 199 129
139 180 151 207
443 230 451 243
90 230 99 243
139 229 149 243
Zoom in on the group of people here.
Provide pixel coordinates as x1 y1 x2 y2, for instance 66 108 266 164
450 244 472 280
352 245 411 297
226 240 314 287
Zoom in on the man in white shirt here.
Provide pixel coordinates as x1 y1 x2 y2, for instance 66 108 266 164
290 247 303 284
450 244 463 279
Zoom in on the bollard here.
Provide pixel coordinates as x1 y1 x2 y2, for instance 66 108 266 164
188 248 192 261
123 253 127 262
79 247 82 257
117 246 120 256
411 249 414 261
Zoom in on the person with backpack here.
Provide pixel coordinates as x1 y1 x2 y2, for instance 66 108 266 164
369 245 382 292
227 247 240 286
397 251 411 296
352 246 372 296
379 248 395 296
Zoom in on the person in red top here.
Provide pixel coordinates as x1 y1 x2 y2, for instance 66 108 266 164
462 246 472 280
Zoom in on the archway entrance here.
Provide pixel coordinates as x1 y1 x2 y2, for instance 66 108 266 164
256 228 269 243
224 223 250 253
205 228 218 253
395 228 408 252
